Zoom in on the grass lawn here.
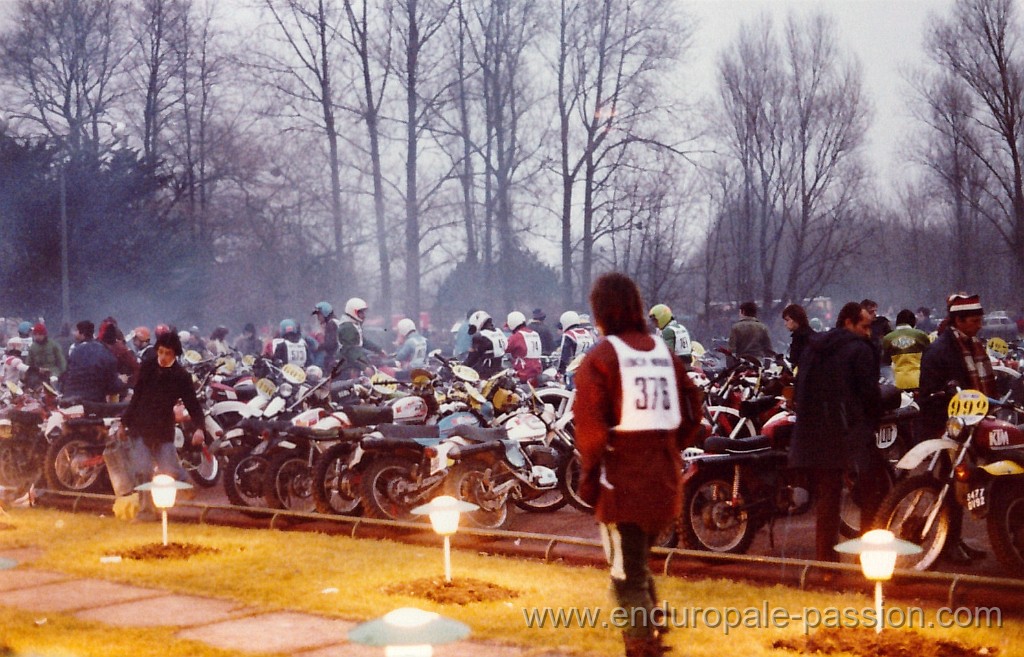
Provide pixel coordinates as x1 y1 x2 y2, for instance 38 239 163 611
0 508 1020 657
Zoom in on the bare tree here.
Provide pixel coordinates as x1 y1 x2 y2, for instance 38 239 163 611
926 0 1024 297
251 0 351 290
0 0 130 153
393 0 455 316
712 12 870 313
341 0 395 319
551 0 689 306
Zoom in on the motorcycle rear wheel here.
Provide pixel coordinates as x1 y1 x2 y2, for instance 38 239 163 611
264 452 315 513
311 443 362 516
360 455 421 521
678 470 756 554
986 480 1024 576
874 474 950 571
444 458 512 530
45 432 109 493
223 451 270 514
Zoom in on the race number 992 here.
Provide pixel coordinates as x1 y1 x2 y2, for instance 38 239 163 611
634 376 671 410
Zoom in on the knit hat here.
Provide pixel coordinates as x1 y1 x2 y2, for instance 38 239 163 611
31 322 47 336
532 308 546 321
947 293 983 315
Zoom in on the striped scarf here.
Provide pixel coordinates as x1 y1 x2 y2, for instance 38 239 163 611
953 327 995 396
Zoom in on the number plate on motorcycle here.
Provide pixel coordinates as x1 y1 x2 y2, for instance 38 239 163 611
947 389 988 422
966 487 986 512
875 424 897 449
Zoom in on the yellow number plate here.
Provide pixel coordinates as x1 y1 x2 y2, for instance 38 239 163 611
987 337 1009 359
947 389 988 419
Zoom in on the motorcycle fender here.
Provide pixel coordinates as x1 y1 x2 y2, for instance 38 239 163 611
429 441 459 475
210 400 255 418
896 438 960 470
43 414 64 437
979 460 1024 476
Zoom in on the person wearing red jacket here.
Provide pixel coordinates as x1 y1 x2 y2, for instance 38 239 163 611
575 272 703 657
505 311 543 384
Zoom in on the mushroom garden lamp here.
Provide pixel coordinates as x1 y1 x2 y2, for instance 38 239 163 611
136 474 193 546
835 529 922 633
411 495 478 583
348 607 470 657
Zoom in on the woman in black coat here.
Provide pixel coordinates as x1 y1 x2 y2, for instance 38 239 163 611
782 303 815 368
120 331 207 483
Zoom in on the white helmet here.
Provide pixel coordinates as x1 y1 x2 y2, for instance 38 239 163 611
468 310 492 333
559 311 580 330
396 318 417 337
506 311 526 331
345 297 368 321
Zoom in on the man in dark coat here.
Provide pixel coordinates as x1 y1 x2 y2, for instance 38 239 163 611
527 308 557 355
61 320 126 402
728 301 774 361
917 292 992 564
789 301 880 562
576 272 703 657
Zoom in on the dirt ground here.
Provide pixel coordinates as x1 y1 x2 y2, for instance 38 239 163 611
773 626 998 657
382 576 520 605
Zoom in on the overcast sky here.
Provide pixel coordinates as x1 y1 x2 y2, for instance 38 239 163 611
684 0 955 177
0 0 953 178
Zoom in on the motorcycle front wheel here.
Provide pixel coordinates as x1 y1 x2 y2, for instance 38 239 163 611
986 479 1024 576
874 474 951 571
45 432 109 493
311 443 362 516
678 470 756 554
559 448 593 512
444 458 513 530
179 445 220 488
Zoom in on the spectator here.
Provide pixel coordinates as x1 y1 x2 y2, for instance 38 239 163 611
882 309 930 390
528 308 558 355
728 301 773 361
27 323 66 379
789 302 882 562
61 320 125 402
781 304 814 369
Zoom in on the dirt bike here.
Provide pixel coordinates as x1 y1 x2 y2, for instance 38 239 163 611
43 399 128 493
874 388 1024 571
0 381 56 491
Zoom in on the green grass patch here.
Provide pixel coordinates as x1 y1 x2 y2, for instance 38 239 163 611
0 508 1020 657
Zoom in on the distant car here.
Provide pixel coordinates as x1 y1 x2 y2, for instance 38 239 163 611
980 311 1019 342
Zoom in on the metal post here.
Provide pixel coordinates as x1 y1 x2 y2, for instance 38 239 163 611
443 535 452 583
162 509 169 546
59 162 70 327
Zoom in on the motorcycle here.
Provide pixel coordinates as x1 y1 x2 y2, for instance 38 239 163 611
0 381 55 492
874 388 1024 571
43 399 128 493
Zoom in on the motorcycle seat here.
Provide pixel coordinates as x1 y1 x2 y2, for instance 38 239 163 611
703 435 773 454
448 424 508 444
285 425 342 440
738 396 779 419
342 405 394 427
80 400 129 417
4 409 44 425
375 423 440 439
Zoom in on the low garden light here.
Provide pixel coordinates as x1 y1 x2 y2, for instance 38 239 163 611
348 607 469 657
835 529 921 633
136 474 192 546
411 495 477 583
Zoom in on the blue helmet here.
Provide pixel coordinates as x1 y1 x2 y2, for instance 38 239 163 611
313 301 334 317
18 321 32 336
279 319 299 335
